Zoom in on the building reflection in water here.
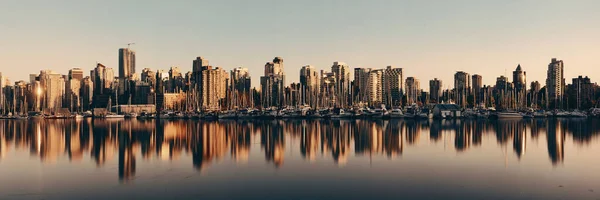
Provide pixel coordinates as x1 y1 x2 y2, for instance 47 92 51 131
0 118 599 180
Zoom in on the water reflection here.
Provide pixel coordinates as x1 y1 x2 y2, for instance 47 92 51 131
1 118 599 181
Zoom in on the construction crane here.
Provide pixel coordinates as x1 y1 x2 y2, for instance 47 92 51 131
127 42 136 48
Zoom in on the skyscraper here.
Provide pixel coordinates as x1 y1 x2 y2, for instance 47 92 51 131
300 65 320 108
231 67 252 108
471 74 482 105
353 68 372 104
118 48 136 78
529 81 541 108
546 58 565 109
320 70 337 108
68 68 84 81
201 67 228 111
39 70 65 110
93 63 114 108
192 56 210 109
0 72 4 109
331 62 350 107
405 77 420 105
454 71 470 108
429 78 442 104
383 66 403 107
512 64 527 109
367 70 383 106
260 57 285 108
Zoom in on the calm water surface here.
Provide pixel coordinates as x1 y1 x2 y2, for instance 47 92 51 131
1 118 599 199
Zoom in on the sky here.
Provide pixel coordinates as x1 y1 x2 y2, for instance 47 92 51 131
1 0 599 90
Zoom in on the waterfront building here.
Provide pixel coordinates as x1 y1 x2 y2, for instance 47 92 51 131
546 58 565 109
513 65 527 109
429 78 442 104
367 69 383 106
472 74 482 105
39 70 65 110
201 67 228 111
353 68 372 105
320 70 337 108
405 77 420 105
119 48 136 78
260 57 285 108
569 76 594 110
331 62 350 107
231 67 252 108
383 66 403 108
299 65 319 108
454 71 470 108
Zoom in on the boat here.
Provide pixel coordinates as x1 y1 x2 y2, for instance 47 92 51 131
124 113 138 119
218 110 238 119
496 111 523 119
417 108 433 119
104 113 125 118
330 108 352 119
533 111 547 118
389 109 404 118
570 110 588 118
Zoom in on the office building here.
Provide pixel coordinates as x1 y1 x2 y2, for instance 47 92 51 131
546 58 565 109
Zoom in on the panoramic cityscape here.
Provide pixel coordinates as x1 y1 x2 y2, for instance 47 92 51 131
2 0 600 199
0 50 598 119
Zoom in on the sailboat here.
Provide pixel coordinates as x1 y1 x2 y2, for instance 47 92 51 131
104 91 124 119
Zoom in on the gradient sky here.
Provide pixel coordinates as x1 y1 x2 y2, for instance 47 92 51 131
1 0 599 89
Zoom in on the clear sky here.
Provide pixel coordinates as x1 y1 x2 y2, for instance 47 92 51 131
1 0 599 90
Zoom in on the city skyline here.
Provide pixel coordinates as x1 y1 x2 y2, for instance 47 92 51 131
2 0 600 88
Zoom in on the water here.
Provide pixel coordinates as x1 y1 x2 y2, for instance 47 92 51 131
0 118 599 199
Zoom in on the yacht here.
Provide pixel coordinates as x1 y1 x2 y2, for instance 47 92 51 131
331 108 353 119
218 110 238 119
104 113 125 119
389 109 404 118
496 111 523 119
571 110 588 118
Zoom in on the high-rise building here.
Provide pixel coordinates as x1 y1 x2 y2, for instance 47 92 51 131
353 68 372 104
570 76 594 109
367 69 383 106
168 66 184 93
472 74 482 105
331 62 350 107
300 65 320 108
141 68 156 87
68 68 84 81
192 57 210 109
454 71 470 108
231 67 252 108
260 57 285 108
546 58 565 109
81 77 93 111
320 70 337 108
529 81 541 108
118 48 136 78
429 78 442 104
93 63 114 108
405 77 420 105
383 66 403 107
0 72 4 109
512 64 527 109
39 70 65 110
201 67 228 111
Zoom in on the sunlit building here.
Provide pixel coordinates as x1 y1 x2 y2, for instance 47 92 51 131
260 57 285 108
546 58 565 109
405 77 420 105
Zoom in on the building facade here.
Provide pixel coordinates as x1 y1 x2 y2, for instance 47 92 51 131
546 58 565 109
429 78 442 104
